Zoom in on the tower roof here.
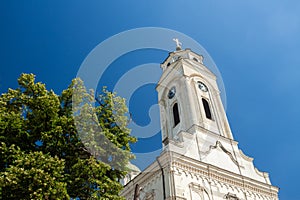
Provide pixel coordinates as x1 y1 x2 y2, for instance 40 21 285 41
160 48 215 77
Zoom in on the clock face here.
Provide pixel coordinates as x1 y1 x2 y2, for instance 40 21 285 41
168 87 176 99
198 82 208 92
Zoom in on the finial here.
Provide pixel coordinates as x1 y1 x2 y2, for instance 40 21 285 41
173 38 182 51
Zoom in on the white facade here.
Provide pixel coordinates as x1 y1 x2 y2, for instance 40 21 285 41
121 48 279 200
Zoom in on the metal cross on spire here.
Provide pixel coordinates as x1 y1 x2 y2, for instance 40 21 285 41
173 38 182 51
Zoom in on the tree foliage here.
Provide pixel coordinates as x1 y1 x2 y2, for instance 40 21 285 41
0 73 136 199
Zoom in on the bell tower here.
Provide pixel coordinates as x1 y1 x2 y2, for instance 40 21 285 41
157 44 233 149
121 41 279 200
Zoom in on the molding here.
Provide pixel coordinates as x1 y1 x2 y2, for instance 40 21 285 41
121 140 278 200
189 182 211 200
181 59 216 80
121 151 172 197
171 154 278 198
254 167 267 178
166 197 187 200
203 140 239 166
187 124 239 146
239 149 253 162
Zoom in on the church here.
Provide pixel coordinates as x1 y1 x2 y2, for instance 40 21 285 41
120 41 279 200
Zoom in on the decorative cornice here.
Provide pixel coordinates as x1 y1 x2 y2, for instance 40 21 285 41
121 150 278 200
171 156 278 198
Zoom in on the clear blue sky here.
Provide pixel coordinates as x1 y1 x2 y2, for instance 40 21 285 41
1 1 299 199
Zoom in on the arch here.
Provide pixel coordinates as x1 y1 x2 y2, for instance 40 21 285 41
189 183 211 200
202 98 212 120
172 103 180 127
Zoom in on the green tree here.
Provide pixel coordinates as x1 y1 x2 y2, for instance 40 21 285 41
0 73 136 199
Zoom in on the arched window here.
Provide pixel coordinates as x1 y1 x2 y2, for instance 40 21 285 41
202 98 212 120
173 103 180 127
